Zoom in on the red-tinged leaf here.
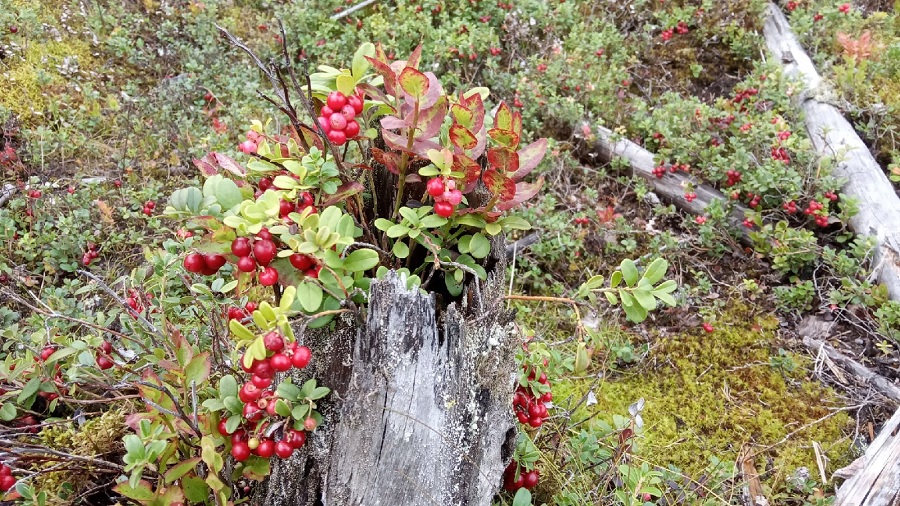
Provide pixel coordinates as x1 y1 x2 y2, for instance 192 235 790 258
374 42 390 64
511 138 548 180
450 124 478 150
454 153 482 184
482 169 516 201
114 480 156 502
407 44 423 70
496 178 544 211
365 56 397 96
411 138 442 158
470 124 487 159
419 72 444 109
382 129 415 154
461 93 486 131
298 125 324 152
487 147 520 173
494 102 513 131
405 173 422 183
399 67 429 99
321 181 365 206
416 95 448 139
212 153 246 177
193 157 217 177
451 104 474 130
372 147 402 174
488 128 520 148
356 83 394 109
511 109 523 142
380 115 409 130
125 412 153 432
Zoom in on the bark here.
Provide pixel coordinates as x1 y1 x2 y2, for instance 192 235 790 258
590 126 753 243
763 3 900 301
259 254 518 505
834 406 900 506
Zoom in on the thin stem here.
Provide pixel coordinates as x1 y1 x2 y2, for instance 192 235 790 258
393 101 421 219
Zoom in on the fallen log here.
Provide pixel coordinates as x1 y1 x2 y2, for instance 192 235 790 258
763 3 900 301
801 336 900 405
834 406 900 506
591 126 753 243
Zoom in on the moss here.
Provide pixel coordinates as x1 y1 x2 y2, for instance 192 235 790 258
554 301 852 493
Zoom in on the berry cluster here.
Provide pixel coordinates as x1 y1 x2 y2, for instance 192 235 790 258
732 87 759 111
1 144 19 166
183 252 228 276
746 193 761 209
27 189 41 199
81 242 100 266
684 192 697 203
227 301 258 322
96 340 114 370
224 332 314 462
652 162 690 179
695 215 707 225
317 91 364 146
839 3 850 13
804 200 829 227
783 200 798 214
573 216 590 226
513 367 552 428
771 146 790 163
660 21 689 41
426 177 462 218
279 191 317 219
725 169 742 187
502 461 539 492
142 200 156 216
0 464 15 493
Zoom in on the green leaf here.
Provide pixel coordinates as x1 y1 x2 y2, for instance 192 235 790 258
352 42 376 80
374 218 394 231
654 279 677 293
336 74 357 96
641 258 668 285
610 271 623 288
419 214 448 228
275 399 292 417
225 414 242 434
620 259 639 287
387 224 410 238
18 377 41 404
343 249 380 272
292 404 310 420
309 386 331 401
276 381 302 401
219 375 238 399
484 222 502 236
583 275 605 290
0 402 16 421
469 233 491 259
114 480 156 501
653 291 677 307
164 457 201 484
223 396 243 415
297 282 324 313
213 177 243 210
512 487 532 506
399 67 429 99
392 241 410 258
604 291 619 305
632 289 657 311
619 290 649 323
229 320 256 341
182 476 209 503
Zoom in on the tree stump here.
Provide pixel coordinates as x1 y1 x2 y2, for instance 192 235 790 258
258 265 519 505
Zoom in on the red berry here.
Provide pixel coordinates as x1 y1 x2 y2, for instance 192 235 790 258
239 382 262 403
253 239 277 266
231 428 247 443
39 346 56 362
290 253 314 271
274 440 294 459
218 419 232 436
280 199 295 216
232 442 251 461
263 331 285 352
183 253 206 273
237 256 257 273
239 140 258 154
100 340 113 354
516 411 530 424
0 474 16 492
285 429 307 448
347 94 364 114
522 470 540 489
255 438 275 458
0 465 10 477
327 130 347 145
434 201 455 218
528 417 543 428
240 353 256 373
326 91 348 111
303 417 317 431
97 354 114 370
702 323 714 333
340 104 356 120
426 177 445 197
344 119 360 138
251 375 272 389
9 26 18 34
245 301 258 312
258 266 279 286
242 402 263 422
204 254 227 272
231 237 251 257
329 113 347 131
270 353 292 372
291 346 312 369
252 360 275 379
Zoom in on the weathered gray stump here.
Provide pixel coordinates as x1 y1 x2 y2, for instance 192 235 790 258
259 266 519 505
834 406 900 506
763 3 900 302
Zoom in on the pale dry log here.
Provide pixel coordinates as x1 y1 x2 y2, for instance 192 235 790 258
591 126 752 242
260 265 518 505
763 3 900 301
834 406 900 506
